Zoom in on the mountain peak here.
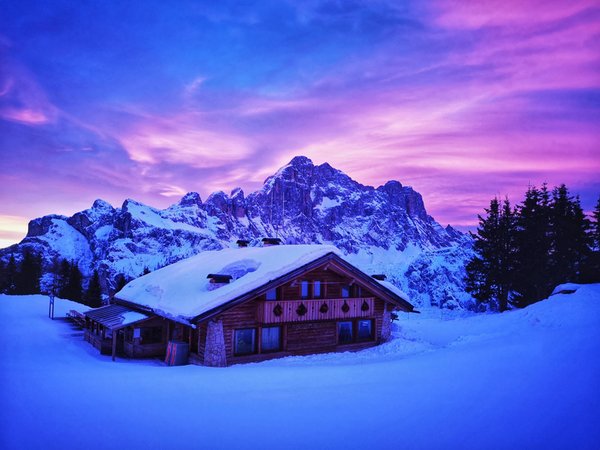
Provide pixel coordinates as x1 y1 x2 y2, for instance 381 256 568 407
231 187 244 200
92 199 114 211
288 155 314 168
121 198 147 210
179 192 202 207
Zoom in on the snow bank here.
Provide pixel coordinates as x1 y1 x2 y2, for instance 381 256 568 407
551 282 583 295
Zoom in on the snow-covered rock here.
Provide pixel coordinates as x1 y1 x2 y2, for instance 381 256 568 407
0 156 474 308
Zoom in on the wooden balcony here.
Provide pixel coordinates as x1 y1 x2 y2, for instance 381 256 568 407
258 297 375 324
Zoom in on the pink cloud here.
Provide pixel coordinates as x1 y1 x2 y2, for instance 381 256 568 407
431 0 598 29
0 59 58 125
1 107 49 124
115 110 255 169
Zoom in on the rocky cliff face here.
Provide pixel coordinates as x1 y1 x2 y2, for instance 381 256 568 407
1 156 474 309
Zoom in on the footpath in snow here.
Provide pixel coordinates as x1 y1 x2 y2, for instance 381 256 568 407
1 284 599 450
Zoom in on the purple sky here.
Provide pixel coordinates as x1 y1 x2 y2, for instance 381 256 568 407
0 0 599 247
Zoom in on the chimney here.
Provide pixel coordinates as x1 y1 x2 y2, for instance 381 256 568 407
236 239 250 248
371 274 386 281
206 274 233 289
262 237 282 246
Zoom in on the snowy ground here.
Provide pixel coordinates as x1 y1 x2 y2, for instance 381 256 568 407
1 286 600 450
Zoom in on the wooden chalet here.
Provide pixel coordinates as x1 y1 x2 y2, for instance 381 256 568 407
83 245 415 366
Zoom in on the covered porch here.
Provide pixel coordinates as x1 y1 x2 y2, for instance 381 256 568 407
84 305 158 361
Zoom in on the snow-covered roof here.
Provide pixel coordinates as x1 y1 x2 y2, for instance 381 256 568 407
85 304 150 329
377 279 411 302
117 245 345 320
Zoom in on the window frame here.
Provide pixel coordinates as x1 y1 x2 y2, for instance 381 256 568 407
313 280 322 298
300 280 310 299
260 326 282 353
233 328 257 356
266 287 278 301
337 321 354 344
337 319 375 345
341 285 350 298
356 319 374 341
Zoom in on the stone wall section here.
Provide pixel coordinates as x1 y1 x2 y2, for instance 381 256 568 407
204 319 226 367
381 309 392 341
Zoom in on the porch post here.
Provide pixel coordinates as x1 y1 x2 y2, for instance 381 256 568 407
112 331 117 362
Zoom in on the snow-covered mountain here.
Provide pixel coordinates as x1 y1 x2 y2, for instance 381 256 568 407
1 156 474 309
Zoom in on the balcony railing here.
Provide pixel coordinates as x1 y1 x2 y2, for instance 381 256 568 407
258 297 375 324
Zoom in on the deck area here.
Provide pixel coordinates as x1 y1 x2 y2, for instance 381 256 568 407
258 297 375 324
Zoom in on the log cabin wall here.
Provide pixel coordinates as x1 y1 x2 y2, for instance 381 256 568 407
193 264 393 365
220 300 262 363
286 321 336 353
122 317 168 358
276 268 376 300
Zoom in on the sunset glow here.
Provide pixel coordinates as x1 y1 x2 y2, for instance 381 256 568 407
0 0 598 244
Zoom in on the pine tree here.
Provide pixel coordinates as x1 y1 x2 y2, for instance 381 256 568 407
0 259 6 293
497 198 516 311
85 270 103 308
15 250 42 294
59 261 83 302
46 256 64 295
114 273 128 292
66 264 83 302
57 259 71 299
465 197 516 311
548 185 590 286
5 255 18 294
580 195 600 283
513 185 552 307
592 196 600 251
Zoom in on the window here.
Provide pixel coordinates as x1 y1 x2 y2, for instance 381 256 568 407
337 320 374 344
341 285 350 298
357 320 373 341
234 328 256 355
338 321 353 344
261 326 281 352
300 280 309 299
140 326 162 344
354 286 363 298
313 281 322 298
266 288 277 301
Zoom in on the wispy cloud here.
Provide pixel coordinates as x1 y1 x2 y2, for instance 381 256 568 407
0 55 59 125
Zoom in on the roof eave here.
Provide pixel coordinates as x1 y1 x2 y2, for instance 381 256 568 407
112 297 195 328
